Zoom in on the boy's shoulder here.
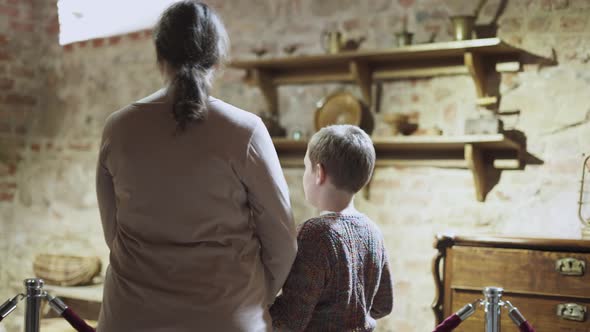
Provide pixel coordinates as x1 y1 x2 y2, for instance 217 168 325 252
298 213 379 235
297 216 333 236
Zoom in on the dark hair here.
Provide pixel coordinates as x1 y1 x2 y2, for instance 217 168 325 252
308 125 375 193
154 1 229 130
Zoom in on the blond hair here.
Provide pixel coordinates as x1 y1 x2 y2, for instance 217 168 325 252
308 125 375 193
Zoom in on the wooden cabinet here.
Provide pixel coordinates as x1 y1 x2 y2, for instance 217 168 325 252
432 235 590 332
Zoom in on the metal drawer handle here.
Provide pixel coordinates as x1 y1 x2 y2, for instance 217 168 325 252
555 258 585 276
557 303 587 322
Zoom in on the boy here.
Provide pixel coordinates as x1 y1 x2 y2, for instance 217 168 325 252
270 125 393 331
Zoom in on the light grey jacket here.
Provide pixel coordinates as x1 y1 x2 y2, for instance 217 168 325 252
96 89 297 332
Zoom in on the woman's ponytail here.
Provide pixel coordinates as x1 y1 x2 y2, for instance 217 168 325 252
170 64 210 130
154 1 229 131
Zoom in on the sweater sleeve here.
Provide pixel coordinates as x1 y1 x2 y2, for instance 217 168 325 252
240 118 297 304
270 221 331 331
370 249 394 319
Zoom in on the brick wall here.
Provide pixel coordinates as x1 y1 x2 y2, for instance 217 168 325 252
1 0 590 331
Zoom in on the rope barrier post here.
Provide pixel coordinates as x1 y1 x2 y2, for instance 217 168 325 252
505 301 536 332
432 300 478 332
0 294 23 322
483 286 503 332
46 292 95 332
2 277 95 332
24 278 44 332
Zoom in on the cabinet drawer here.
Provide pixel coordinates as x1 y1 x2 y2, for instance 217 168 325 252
451 290 590 332
449 247 590 298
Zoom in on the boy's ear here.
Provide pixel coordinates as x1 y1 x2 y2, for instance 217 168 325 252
315 163 326 185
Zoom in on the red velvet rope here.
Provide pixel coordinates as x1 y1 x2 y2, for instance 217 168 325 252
519 321 535 332
61 307 95 332
432 314 462 332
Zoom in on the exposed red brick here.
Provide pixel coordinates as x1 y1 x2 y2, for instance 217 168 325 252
129 32 142 40
343 18 360 31
19 8 34 21
6 0 32 5
14 125 27 135
552 0 570 10
45 21 60 36
0 192 14 202
11 66 34 78
0 50 12 61
78 41 88 48
11 21 33 33
5 94 37 106
0 34 8 46
398 0 414 8
30 143 40 152
0 77 14 89
560 15 587 32
63 44 73 52
0 5 19 17
92 38 105 48
424 24 441 34
0 182 17 190
68 143 92 151
0 122 10 133
143 30 153 38
109 36 122 45
0 163 17 176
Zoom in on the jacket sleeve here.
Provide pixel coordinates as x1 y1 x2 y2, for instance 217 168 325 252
241 118 297 304
96 115 118 250
370 249 394 319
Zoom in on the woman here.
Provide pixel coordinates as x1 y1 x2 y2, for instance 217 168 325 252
95 2 297 331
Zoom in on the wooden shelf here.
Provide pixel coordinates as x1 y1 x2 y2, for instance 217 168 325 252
230 39 541 201
273 134 523 202
230 38 525 112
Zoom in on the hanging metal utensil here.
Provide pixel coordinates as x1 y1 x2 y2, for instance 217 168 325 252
579 155 590 227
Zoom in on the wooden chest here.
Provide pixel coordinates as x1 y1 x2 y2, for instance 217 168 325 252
432 235 590 332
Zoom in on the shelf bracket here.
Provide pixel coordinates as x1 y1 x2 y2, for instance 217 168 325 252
464 52 497 107
251 69 279 115
350 60 372 107
465 144 487 202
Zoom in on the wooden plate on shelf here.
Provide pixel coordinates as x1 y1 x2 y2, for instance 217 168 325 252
314 91 373 134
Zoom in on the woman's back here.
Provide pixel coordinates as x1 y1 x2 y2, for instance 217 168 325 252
96 90 296 331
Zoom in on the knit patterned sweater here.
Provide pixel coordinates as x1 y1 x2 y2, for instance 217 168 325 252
270 213 394 331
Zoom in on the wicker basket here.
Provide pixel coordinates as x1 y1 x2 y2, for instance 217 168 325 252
33 254 102 286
